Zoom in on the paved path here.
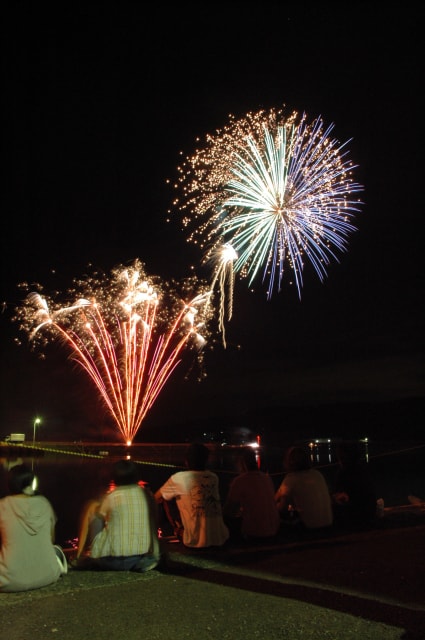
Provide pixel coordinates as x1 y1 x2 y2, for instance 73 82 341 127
1 517 424 640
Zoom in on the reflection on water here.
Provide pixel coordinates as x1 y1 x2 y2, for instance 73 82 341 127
1 438 424 547
307 438 369 466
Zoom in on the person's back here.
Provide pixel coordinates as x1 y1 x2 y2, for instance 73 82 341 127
275 446 333 530
0 464 62 592
88 459 160 571
155 442 229 548
224 449 280 540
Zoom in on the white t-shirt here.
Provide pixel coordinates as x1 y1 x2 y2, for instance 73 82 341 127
275 468 333 529
158 470 229 548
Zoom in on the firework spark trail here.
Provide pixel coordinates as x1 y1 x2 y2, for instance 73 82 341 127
14 261 212 444
171 107 364 335
207 244 237 348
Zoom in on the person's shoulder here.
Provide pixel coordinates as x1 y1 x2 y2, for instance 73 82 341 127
34 493 53 504
30 494 55 512
234 470 256 482
203 469 219 480
310 468 328 482
171 470 187 479
0 495 10 511
162 470 186 485
114 483 141 493
189 469 218 481
184 469 212 476
229 472 245 487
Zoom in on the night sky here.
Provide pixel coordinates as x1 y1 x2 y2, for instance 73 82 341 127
1 4 424 443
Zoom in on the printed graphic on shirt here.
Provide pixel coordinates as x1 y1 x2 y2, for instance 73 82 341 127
190 479 220 517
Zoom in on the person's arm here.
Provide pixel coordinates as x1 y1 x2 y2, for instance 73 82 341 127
154 475 177 503
76 499 101 558
154 489 164 504
332 491 349 505
275 484 289 513
51 520 56 543
50 505 58 542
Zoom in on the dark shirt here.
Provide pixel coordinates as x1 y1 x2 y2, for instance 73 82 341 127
333 463 377 527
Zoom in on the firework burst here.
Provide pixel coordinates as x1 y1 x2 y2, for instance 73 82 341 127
170 107 364 307
13 261 213 444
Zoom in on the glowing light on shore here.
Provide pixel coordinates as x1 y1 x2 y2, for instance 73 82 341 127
170 107 364 311
13 261 213 444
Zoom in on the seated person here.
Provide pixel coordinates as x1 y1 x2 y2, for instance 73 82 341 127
332 442 377 529
155 442 229 549
275 446 333 531
74 494 104 561
223 448 281 542
74 459 160 572
0 464 64 592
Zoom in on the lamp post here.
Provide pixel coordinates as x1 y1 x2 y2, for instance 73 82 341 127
32 417 41 470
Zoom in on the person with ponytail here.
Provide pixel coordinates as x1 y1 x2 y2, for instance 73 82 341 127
0 464 65 592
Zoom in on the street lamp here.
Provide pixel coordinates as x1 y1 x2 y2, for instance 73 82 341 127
32 418 41 470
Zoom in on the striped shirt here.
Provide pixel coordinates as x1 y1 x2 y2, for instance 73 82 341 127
90 484 155 557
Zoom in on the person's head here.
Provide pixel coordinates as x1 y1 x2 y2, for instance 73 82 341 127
112 459 139 486
8 464 37 495
236 448 258 473
284 446 311 473
185 442 210 471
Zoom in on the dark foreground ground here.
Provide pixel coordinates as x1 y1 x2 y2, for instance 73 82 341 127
1 507 424 640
